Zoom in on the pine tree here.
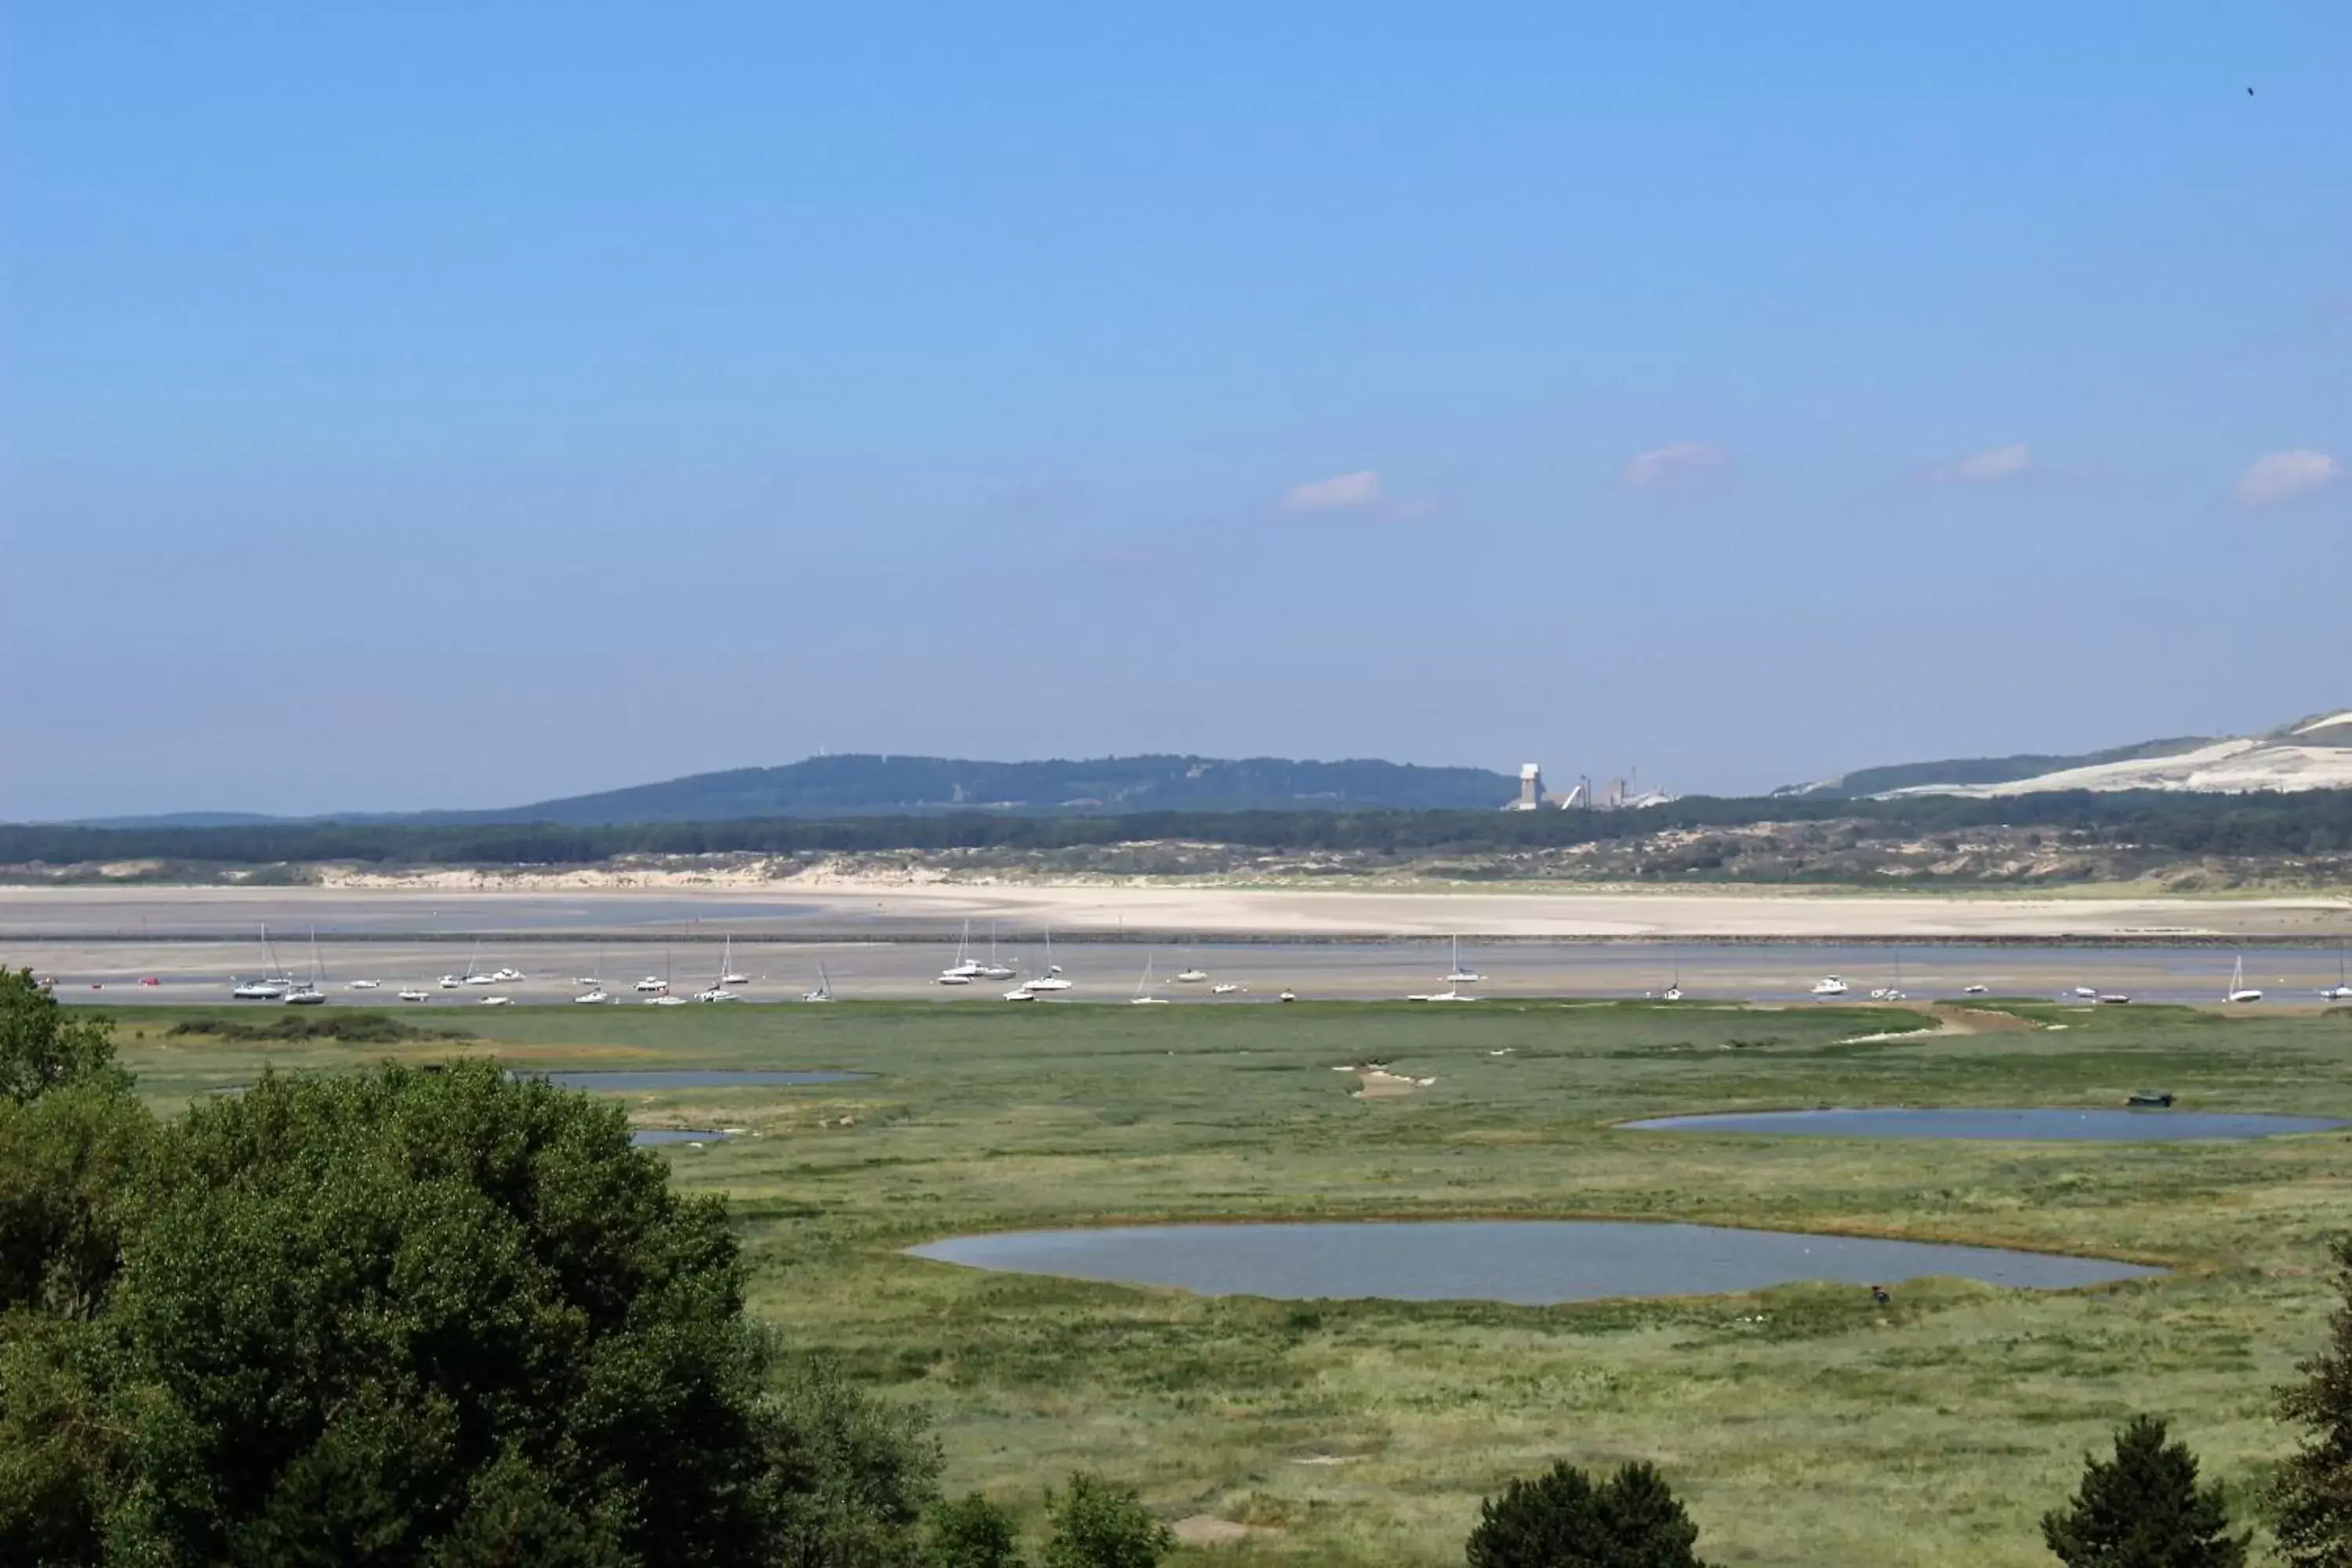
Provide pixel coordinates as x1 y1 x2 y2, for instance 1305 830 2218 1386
1465 1460 1709 1568
2042 1415 2245 1567
2275 1235 2352 1567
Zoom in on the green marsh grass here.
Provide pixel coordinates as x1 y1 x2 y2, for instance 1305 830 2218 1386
104 999 2352 1566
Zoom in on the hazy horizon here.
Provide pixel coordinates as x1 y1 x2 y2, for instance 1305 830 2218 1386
6 5 2345 821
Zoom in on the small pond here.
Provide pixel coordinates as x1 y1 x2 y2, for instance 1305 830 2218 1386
906 1221 2158 1305
539 1070 866 1091
630 1128 728 1146
1621 1108 2348 1142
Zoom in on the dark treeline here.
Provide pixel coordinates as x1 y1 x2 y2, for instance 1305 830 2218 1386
8 789 2352 868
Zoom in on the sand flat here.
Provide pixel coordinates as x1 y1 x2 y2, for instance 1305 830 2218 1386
3 880 2343 940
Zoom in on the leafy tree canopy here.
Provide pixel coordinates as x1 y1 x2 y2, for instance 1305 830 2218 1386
1041 1473 1172 1568
0 1059 938 1568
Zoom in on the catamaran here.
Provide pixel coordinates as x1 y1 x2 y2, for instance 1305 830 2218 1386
2227 956 2263 1004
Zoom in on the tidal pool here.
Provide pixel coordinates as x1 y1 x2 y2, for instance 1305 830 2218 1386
630 1128 727 1146
906 1221 2158 1305
539 1069 866 1091
1621 1108 2348 1141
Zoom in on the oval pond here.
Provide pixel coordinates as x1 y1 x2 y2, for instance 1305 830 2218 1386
907 1221 2158 1305
1621 1108 2348 1141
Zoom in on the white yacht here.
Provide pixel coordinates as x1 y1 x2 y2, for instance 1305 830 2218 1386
1810 976 1850 997
720 938 750 988
232 924 296 999
1131 956 1169 1005
284 930 328 1005
1002 984 1038 1001
2227 956 2263 1004
439 975 464 990
634 976 668 993
975 926 1017 981
1444 936 1483 985
2321 949 2351 1001
1210 982 1243 996
490 966 524 983
1174 963 1210 984
574 987 610 1004
1022 933 1073 993
804 964 833 1004
941 922 985 982
645 993 686 1007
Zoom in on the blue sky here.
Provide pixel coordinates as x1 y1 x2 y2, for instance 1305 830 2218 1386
5 3 2346 818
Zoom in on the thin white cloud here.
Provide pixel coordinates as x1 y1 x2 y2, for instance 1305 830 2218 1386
1936 442 2034 484
1280 470 1386 512
1617 442 1731 494
2231 448 2343 509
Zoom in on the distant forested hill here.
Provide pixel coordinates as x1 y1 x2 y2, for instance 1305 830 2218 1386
409 753 1521 825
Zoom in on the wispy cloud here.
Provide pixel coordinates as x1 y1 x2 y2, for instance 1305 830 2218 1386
2231 448 2343 509
1280 470 1386 512
1932 442 2034 485
1617 442 1731 494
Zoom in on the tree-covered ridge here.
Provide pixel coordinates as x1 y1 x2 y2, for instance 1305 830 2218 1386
402 753 1523 824
7 787 2351 873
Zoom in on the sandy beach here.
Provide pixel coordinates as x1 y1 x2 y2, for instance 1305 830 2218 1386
2 879 2345 941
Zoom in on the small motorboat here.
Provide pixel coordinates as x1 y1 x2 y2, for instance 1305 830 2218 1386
1962 983 1990 995
347 979 380 990
1211 982 1243 996
1810 977 1849 997
2127 1091 2176 1109
396 988 431 1003
574 988 609 1004
2097 993 2132 1005
139 976 161 987
481 995 513 1007
1278 989 1298 1003
2071 987 2098 1000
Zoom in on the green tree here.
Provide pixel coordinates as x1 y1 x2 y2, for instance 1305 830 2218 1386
1465 1460 1710 1568
2042 1415 2245 1567
2274 1236 2352 1566
0 968 124 1105
1041 1473 1171 1568
927 1492 1025 1568
0 1059 935 1566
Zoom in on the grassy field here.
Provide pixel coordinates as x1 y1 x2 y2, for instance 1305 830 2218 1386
103 996 2352 1566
